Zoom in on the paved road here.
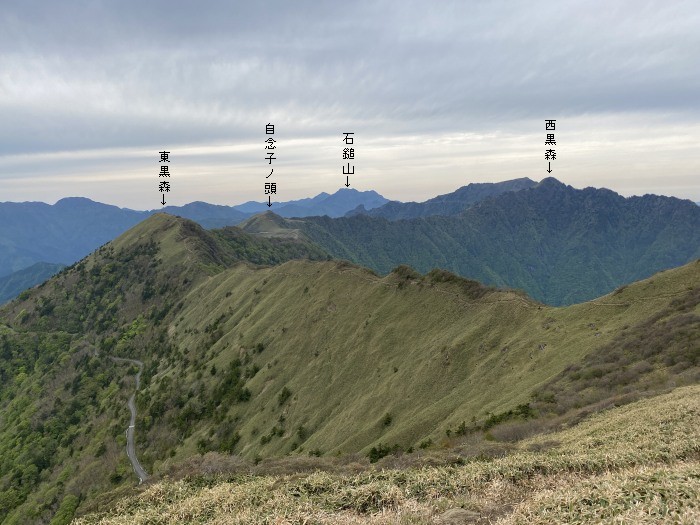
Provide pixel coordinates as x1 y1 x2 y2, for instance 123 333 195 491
111 357 149 484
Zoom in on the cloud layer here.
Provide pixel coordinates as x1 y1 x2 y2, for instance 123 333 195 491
1 1 698 207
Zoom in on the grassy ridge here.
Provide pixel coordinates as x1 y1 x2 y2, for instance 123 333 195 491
74 384 700 524
152 257 698 464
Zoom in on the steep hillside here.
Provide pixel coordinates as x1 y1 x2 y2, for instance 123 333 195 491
0 215 327 524
74 384 700 524
268 178 700 305
348 177 537 220
0 214 697 523
0 215 226 525
0 262 65 304
132 257 699 462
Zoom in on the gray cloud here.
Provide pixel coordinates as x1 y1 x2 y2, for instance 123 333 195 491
0 0 698 205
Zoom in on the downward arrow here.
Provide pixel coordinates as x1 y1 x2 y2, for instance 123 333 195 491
547 162 552 174
267 196 272 208
344 176 350 188
161 194 166 206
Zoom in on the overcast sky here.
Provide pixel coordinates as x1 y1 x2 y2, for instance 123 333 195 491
1 0 698 209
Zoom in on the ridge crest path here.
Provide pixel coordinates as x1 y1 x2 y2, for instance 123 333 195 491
110 357 149 484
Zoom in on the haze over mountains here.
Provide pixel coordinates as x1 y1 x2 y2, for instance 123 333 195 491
235 189 388 220
2 178 698 306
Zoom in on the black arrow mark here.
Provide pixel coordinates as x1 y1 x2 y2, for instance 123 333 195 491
161 194 166 206
344 176 350 188
267 196 272 208
547 162 552 174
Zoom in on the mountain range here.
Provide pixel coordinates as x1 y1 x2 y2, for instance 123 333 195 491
0 212 697 522
0 189 387 298
245 178 700 305
234 188 388 219
346 177 537 219
1 178 698 308
0 179 543 302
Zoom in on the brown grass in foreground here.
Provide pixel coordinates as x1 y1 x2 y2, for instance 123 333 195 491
74 384 700 524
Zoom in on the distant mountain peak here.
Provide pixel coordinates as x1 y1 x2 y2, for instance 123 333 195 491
54 196 137 212
54 196 98 206
537 177 566 188
239 211 286 231
111 213 236 270
331 187 380 195
112 212 189 240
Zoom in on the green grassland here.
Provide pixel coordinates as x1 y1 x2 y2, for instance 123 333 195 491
0 214 697 523
158 254 698 462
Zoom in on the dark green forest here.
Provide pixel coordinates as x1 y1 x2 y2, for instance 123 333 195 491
288 179 700 304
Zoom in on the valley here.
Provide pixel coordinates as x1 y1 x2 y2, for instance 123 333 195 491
0 213 697 523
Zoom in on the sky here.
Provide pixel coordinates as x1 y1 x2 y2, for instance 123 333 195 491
1 0 699 209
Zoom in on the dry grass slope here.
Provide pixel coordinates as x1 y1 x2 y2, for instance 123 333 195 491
74 384 700 524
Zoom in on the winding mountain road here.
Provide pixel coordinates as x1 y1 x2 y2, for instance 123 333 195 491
110 357 149 484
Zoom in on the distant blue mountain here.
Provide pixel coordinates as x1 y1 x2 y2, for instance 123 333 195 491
0 188 390 280
232 189 388 218
275 188 388 218
0 197 148 279
161 201 249 228
346 178 537 220
234 192 331 214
